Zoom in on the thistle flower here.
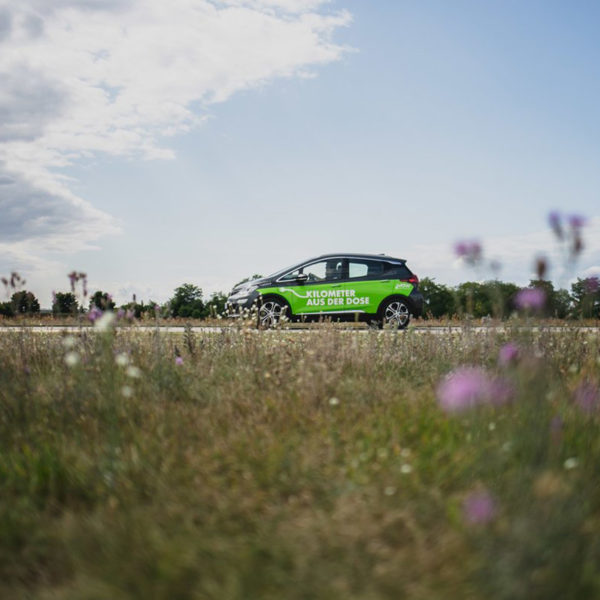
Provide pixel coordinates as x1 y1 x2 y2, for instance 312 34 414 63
498 342 519 366
548 211 562 238
573 381 599 414
568 214 586 229
88 306 103 323
175 356 184 366
463 490 496 525
514 287 545 311
584 276 600 293
454 240 482 265
437 367 512 413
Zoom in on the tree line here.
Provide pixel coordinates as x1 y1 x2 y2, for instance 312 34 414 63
1 277 599 320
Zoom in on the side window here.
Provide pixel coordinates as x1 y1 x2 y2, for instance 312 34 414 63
348 260 385 279
304 261 328 281
279 268 302 282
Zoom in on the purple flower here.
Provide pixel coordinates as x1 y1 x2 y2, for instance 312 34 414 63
568 214 586 229
454 240 482 264
463 490 496 525
573 381 599 414
437 367 512 413
175 356 184 366
117 308 126 320
126 309 135 320
584 277 600 294
498 342 519 366
548 211 561 231
87 306 103 322
515 287 546 311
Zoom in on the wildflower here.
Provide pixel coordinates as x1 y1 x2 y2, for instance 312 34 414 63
463 490 496 525
535 256 548 279
498 342 519 366
121 385 133 398
454 240 482 264
126 365 141 379
94 311 115 332
400 463 412 474
548 211 562 237
514 287 545 311
568 214 586 229
329 397 340 406
115 353 129 367
564 457 578 470
64 351 79 367
573 381 599 414
384 486 396 496
436 367 512 413
175 356 184 366
117 308 125 320
88 306 103 323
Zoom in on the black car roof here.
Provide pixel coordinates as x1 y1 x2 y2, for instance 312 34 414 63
311 253 406 264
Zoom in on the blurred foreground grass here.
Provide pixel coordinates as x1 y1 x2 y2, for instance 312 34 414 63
1 325 600 599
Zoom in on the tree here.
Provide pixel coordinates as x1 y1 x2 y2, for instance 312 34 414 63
0 302 14 317
53 292 78 315
89 291 115 311
11 291 40 315
529 279 571 318
205 292 227 318
169 284 205 318
455 282 492 318
419 277 455 318
570 277 600 319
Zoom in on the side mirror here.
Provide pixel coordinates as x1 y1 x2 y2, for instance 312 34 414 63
296 273 309 283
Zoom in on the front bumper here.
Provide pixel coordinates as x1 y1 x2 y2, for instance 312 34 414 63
225 290 260 315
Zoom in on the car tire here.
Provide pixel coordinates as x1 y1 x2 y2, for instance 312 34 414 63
257 296 290 329
375 297 411 330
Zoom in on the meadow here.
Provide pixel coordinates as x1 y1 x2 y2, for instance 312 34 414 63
2 321 600 599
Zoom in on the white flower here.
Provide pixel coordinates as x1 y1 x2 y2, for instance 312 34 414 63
329 397 340 406
121 385 133 398
126 365 142 379
400 463 413 474
384 486 396 496
64 351 80 367
94 311 116 332
115 353 129 367
564 457 578 470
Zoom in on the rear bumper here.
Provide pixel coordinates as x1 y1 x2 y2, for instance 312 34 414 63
409 290 424 317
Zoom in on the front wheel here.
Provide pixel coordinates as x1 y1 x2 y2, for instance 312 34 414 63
258 298 289 329
374 298 411 330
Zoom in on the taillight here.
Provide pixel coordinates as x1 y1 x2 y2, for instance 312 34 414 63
401 275 419 286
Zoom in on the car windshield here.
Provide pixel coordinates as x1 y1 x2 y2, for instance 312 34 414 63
266 261 307 280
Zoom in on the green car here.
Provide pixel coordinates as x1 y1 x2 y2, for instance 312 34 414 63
226 253 423 329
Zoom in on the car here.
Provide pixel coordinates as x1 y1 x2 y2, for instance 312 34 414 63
226 253 424 329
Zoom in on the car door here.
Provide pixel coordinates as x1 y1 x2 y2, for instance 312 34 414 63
337 259 396 315
275 258 347 315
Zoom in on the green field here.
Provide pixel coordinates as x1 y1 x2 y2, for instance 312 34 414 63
2 325 600 599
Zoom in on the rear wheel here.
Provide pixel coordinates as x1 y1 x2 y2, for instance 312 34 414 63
258 297 289 328
374 298 411 330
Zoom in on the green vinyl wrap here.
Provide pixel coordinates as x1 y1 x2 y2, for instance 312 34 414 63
256 280 414 316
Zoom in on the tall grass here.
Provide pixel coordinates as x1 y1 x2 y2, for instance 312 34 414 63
1 324 600 598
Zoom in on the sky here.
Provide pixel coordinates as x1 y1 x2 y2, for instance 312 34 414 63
1 0 599 307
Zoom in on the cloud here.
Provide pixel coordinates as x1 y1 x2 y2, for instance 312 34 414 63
0 0 351 264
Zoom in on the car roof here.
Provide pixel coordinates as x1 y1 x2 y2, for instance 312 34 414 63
310 253 406 264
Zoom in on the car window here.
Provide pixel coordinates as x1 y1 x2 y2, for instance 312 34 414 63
304 261 328 281
348 260 385 278
279 268 302 282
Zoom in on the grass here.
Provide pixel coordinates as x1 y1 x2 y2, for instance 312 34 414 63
1 323 600 598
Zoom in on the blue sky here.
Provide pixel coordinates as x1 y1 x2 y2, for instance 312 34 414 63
1 0 599 306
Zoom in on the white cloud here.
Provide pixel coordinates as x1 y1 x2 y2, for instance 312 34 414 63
0 0 351 268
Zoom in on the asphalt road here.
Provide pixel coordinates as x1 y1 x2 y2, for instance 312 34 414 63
1 325 598 334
